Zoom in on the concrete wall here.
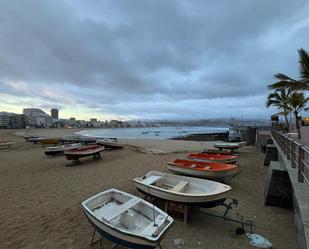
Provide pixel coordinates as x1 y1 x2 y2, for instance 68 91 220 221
273 137 309 249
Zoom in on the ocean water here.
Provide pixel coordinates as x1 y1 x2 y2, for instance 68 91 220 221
76 126 229 139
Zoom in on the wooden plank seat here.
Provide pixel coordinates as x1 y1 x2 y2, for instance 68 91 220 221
141 215 166 236
171 180 188 192
102 197 140 222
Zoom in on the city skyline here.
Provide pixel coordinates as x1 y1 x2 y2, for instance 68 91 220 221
1 1 309 120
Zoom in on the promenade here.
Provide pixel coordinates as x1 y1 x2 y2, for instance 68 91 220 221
291 126 309 148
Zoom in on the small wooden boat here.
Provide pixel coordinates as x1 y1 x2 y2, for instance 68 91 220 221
62 135 97 144
26 136 45 143
166 159 240 181
81 188 173 249
64 145 105 165
188 153 239 164
40 138 61 145
44 143 81 155
214 142 246 151
96 138 124 149
0 140 15 148
133 171 232 203
203 149 236 155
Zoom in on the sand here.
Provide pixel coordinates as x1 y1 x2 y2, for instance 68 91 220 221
0 129 298 249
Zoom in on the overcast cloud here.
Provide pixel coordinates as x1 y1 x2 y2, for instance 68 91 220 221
0 0 308 120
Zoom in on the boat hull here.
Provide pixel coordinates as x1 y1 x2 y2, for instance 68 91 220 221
96 139 124 149
0 141 15 147
188 157 237 164
83 211 161 249
166 163 240 181
81 189 173 249
64 145 104 160
44 143 82 156
134 182 229 203
134 171 231 204
188 153 238 164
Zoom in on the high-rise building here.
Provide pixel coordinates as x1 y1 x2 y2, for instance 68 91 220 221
0 112 26 129
0 112 9 128
50 109 59 119
23 108 52 128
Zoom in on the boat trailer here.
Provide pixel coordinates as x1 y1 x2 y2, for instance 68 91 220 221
196 197 256 234
141 191 256 234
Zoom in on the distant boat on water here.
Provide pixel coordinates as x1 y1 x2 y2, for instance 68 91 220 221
77 126 229 140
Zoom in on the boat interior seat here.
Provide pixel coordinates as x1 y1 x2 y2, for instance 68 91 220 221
102 197 140 222
171 180 188 192
142 175 162 185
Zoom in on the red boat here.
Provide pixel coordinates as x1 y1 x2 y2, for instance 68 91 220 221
187 153 239 164
167 159 240 181
0 140 15 148
64 145 105 165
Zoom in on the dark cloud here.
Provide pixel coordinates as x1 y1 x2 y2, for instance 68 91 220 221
0 0 308 119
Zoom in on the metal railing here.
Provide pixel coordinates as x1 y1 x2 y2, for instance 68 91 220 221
271 129 309 184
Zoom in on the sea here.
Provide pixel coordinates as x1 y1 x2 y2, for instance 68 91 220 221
76 126 229 139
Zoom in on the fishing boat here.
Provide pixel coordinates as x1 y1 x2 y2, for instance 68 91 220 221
166 159 240 181
133 171 232 203
40 138 62 146
214 142 246 151
44 143 81 156
81 188 173 249
26 136 45 143
64 145 105 164
62 135 97 144
188 153 238 164
0 140 15 148
203 149 236 155
96 138 124 149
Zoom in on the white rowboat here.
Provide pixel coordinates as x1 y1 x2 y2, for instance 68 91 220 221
214 142 246 150
44 143 81 155
96 139 124 149
81 189 173 249
133 171 232 204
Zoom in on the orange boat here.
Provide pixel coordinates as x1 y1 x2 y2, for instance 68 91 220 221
64 145 105 165
187 153 238 164
167 159 240 181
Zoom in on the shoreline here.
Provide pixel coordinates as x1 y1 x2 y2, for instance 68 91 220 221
0 129 298 249
8 129 216 154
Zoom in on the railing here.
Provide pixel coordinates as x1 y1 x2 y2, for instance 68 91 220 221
271 129 309 184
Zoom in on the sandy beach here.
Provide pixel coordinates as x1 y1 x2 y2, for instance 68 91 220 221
0 129 298 249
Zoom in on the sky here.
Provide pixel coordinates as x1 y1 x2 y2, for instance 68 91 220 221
0 0 309 121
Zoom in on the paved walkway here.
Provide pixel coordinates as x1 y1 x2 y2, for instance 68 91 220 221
290 126 309 148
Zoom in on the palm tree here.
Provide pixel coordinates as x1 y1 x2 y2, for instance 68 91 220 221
266 88 291 131
287 92 309 139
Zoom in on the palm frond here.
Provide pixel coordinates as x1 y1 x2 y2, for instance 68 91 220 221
298 48 309 83
274 73 296 81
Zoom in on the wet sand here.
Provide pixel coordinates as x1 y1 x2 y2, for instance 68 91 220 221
0 129 298 249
